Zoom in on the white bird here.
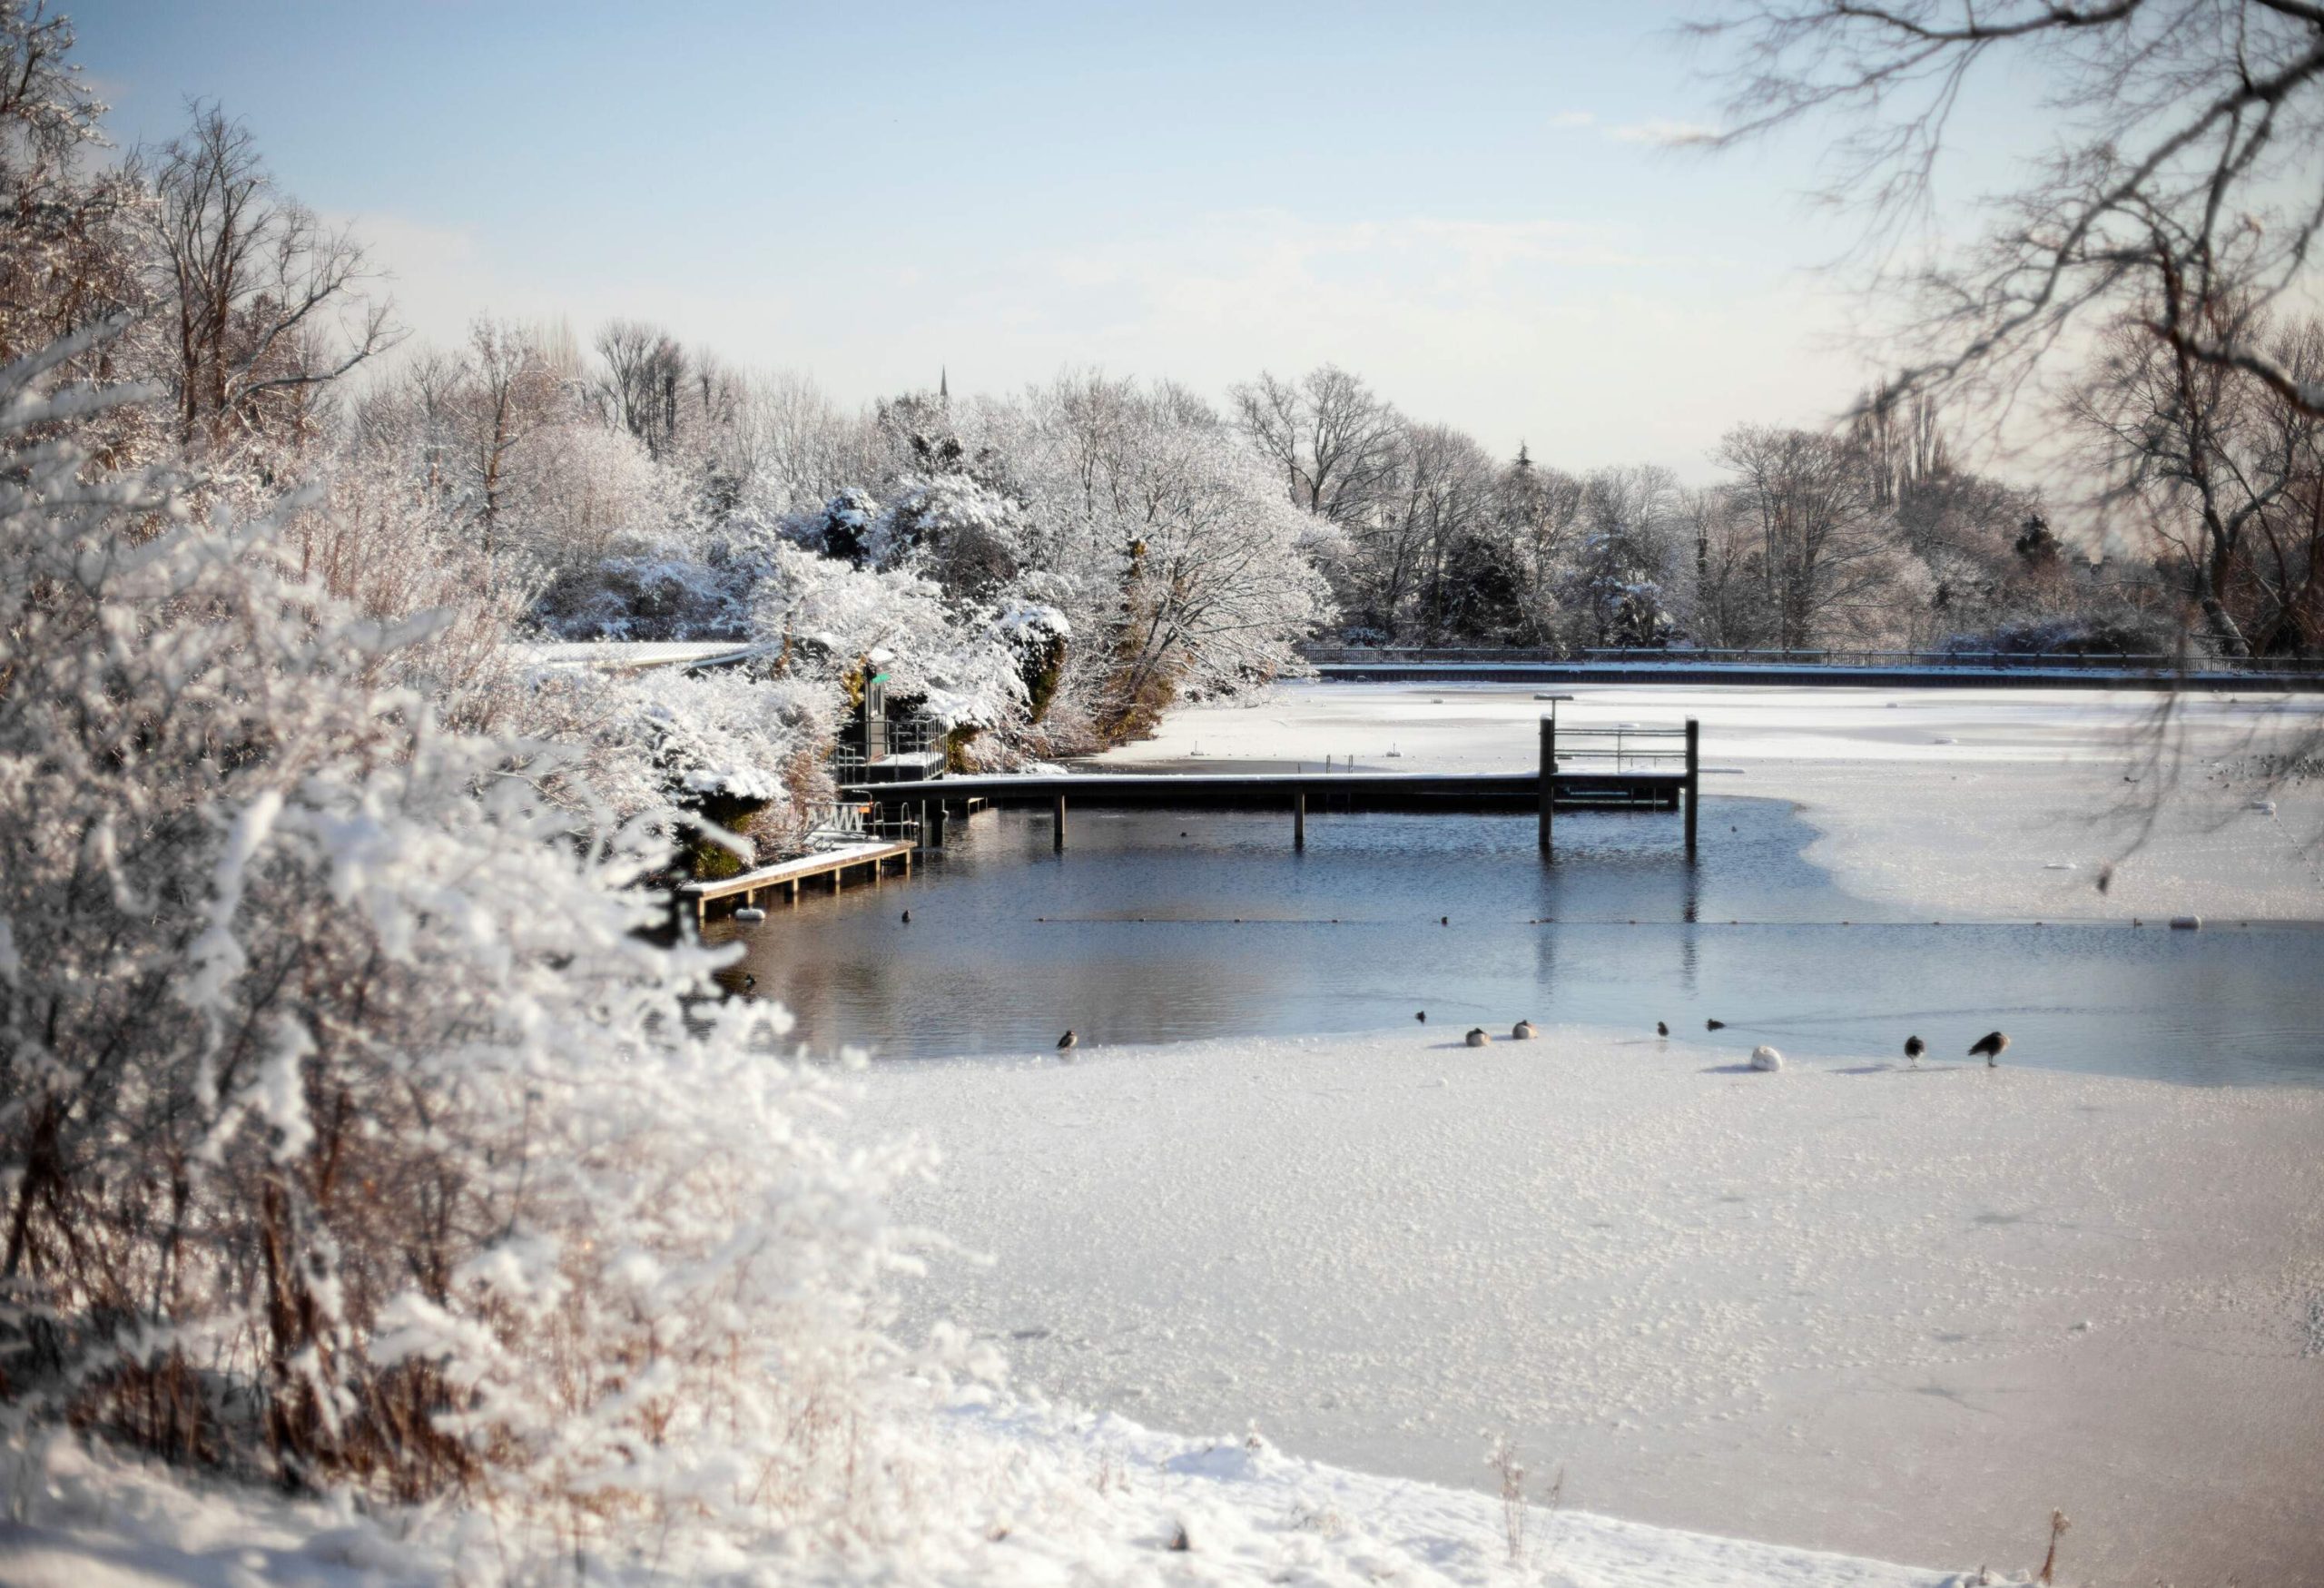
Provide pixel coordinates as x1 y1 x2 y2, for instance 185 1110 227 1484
1748 1045 1783 1072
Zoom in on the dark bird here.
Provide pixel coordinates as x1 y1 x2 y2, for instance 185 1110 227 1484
743 973 755 990
1706 1018 1726 1031
1058 1030 1078 1052
1657 1021 1669 1037
1904 1034 1925 1064
1440 916 1450 926
1415 1011 1426 1022
901 909 911 923
1969 1031 2009 1065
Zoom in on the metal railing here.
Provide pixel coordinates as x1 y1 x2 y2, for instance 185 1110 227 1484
802 800 921 848
1551 723 1689 773
1298 643 2324 675
833 715 945 772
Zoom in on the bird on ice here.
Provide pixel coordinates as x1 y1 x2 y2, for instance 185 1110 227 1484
1464 1027 1490 1048
1512 1020 1539 1041
1904 1035 1925 1065
1057 1030 1078 1053
1969 1031 2009 1066
1656 1021 1669 1037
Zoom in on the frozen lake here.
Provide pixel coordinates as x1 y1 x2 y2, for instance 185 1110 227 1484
712 796 2322 1086
801 687 2324 1583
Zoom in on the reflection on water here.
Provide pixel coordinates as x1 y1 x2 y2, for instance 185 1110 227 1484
708 798 2324 1087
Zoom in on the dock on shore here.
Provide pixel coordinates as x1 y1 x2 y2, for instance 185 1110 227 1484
679 839 914 923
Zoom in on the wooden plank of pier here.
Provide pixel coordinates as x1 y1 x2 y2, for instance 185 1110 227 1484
846 769 1685 812
678 839 913 923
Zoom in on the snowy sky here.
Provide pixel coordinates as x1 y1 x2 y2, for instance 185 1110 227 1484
71 1 2041 475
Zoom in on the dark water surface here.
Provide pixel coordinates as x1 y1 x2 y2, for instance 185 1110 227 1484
708 795 2323 1087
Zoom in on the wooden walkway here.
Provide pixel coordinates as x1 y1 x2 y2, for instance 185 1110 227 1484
845 715 1702 859
678 839 913 922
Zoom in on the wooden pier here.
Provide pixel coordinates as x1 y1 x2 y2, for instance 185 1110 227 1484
678 839 914 923
848 715 1701 861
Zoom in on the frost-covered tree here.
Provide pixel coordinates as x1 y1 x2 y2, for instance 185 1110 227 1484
0 329 980 1545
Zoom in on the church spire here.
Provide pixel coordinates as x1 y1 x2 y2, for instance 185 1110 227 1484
939 365 949 404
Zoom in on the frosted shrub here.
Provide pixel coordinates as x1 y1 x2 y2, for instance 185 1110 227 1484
0 329 971 1547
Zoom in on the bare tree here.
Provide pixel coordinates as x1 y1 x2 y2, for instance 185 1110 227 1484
1717 426 1904 646
1849 378 1950 507
1231 364 1403 527
594 318 687 460
134 103 397 457
2074 307 2324 654
463 317 562 564
1696 1 2324 418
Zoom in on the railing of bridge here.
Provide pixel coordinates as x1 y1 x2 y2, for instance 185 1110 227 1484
1297 644 2324 674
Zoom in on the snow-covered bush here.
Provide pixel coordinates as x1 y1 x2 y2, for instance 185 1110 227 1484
0 330 970 1546
753 542 1029 733
530 528 766 641
870 470 1030 597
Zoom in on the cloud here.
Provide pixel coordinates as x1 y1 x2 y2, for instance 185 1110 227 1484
1548 109 1596 129
1607 118 1719 147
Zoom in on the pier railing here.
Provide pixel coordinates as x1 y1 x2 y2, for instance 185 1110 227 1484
1549 722 1689 774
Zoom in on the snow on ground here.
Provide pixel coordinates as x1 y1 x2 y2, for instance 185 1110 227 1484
2 1399 1984 1588
1102 682 2324 922
848 1030 2324 1587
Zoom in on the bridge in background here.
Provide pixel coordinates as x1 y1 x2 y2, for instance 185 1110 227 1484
1300 646 2324 691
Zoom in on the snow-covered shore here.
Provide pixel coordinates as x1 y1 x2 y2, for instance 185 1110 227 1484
852 1028 2324 1586
1094 681 2324 923
1 1399 1981 1588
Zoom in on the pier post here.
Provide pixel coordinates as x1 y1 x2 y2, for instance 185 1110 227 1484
1294 789 1306 851
926 796 947 850
1538 715 1556 857
1052 794 1067 853
1684 717 1699 861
